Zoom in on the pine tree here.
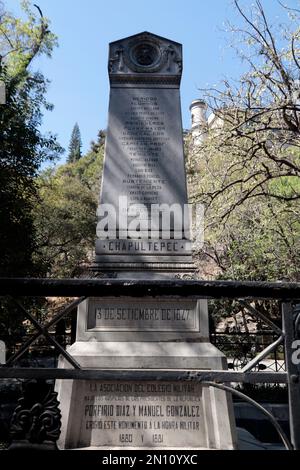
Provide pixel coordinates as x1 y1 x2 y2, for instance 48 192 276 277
68 123 82 163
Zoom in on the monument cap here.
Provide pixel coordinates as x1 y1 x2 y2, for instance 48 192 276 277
108 31 183 87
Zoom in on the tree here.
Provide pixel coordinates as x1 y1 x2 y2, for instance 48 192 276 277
0 0 62 277
198 0 300 213
33 132 105 277
0 1 62 351
67 122 82 163
189 0 300 282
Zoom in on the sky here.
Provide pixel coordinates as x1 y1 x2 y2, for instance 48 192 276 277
5 0 292 162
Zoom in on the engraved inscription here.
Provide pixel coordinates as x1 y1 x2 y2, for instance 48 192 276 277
79 381 205 448
121 95 168 206
95 239 191 254
87 298 199 332
99 87 189 236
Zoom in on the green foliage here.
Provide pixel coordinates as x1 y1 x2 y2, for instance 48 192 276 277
190 137 300 281
0 0 57 79
33 135 104 277
0 1 62 347
67 122 82 163
189 1 300 282
0 1 62 277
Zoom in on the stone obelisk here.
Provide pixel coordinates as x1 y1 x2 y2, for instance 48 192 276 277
56 33 237 450
93 31 193 276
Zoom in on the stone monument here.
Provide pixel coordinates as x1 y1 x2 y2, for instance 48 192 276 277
94 31 193 275
56 32 237 450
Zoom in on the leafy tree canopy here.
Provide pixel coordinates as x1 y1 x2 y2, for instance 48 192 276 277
0 0 62 276
33 131 105 277
189 0 300 282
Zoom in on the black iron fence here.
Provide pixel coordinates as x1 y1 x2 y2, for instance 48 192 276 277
0 278 300 450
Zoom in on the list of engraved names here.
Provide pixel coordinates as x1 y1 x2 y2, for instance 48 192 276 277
120 95 169 205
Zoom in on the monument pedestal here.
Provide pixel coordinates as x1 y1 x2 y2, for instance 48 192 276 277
56 297 237 450
57 342 236 450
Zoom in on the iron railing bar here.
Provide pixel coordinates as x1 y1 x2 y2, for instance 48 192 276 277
239 299 283 335
1 278 300 299
5 297 85 366
45 336 81 370
11 298 81 370
5 331 41 366
241 335 284 373
203 381 292 450
44 296 86 330
0 368 288 383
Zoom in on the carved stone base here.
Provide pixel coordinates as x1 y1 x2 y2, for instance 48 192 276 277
56 342 237 450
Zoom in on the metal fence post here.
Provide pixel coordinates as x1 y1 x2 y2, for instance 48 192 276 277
282 302 300 450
